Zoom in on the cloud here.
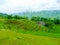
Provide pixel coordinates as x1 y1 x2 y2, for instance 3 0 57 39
0 0 60 13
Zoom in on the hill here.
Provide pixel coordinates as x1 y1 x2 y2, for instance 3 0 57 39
0 10 60 19
16 10 60 19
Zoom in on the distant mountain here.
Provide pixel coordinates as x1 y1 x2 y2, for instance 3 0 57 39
39 10 60 17
0 10 60 19
15 10 60 19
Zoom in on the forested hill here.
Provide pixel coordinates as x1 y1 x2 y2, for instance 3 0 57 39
14 10 60 18
0 10 60 19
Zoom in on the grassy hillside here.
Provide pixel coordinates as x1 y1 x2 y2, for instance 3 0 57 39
0 30 60 45
0 14 60 45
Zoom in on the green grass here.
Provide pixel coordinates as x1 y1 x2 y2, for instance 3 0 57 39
16 29 60 38
0 30 60 45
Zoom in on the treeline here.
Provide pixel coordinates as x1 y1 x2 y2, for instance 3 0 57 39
7 15 60 25
0 13 60 25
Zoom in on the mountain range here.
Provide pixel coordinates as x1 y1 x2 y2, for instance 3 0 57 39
0 10 60 19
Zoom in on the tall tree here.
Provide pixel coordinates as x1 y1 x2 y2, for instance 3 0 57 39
7 15 12 19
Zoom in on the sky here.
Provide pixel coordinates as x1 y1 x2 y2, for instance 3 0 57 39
0 0 60 13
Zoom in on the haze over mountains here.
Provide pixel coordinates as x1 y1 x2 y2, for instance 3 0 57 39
0 10 60 19
14 10 60 18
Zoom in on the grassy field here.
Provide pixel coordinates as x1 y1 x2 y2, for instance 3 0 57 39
0 18 60 45
0 30 60 45
16 30 60 38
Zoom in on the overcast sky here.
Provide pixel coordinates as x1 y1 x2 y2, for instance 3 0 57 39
0 0 60 13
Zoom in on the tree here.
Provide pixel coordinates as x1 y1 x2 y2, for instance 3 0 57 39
14 15 20 19
7 15 12 19
41 17 49 21
31 16 40 21
54 18 60 24
13 15 28 20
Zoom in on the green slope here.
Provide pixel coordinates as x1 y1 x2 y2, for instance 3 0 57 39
0 30 60 45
